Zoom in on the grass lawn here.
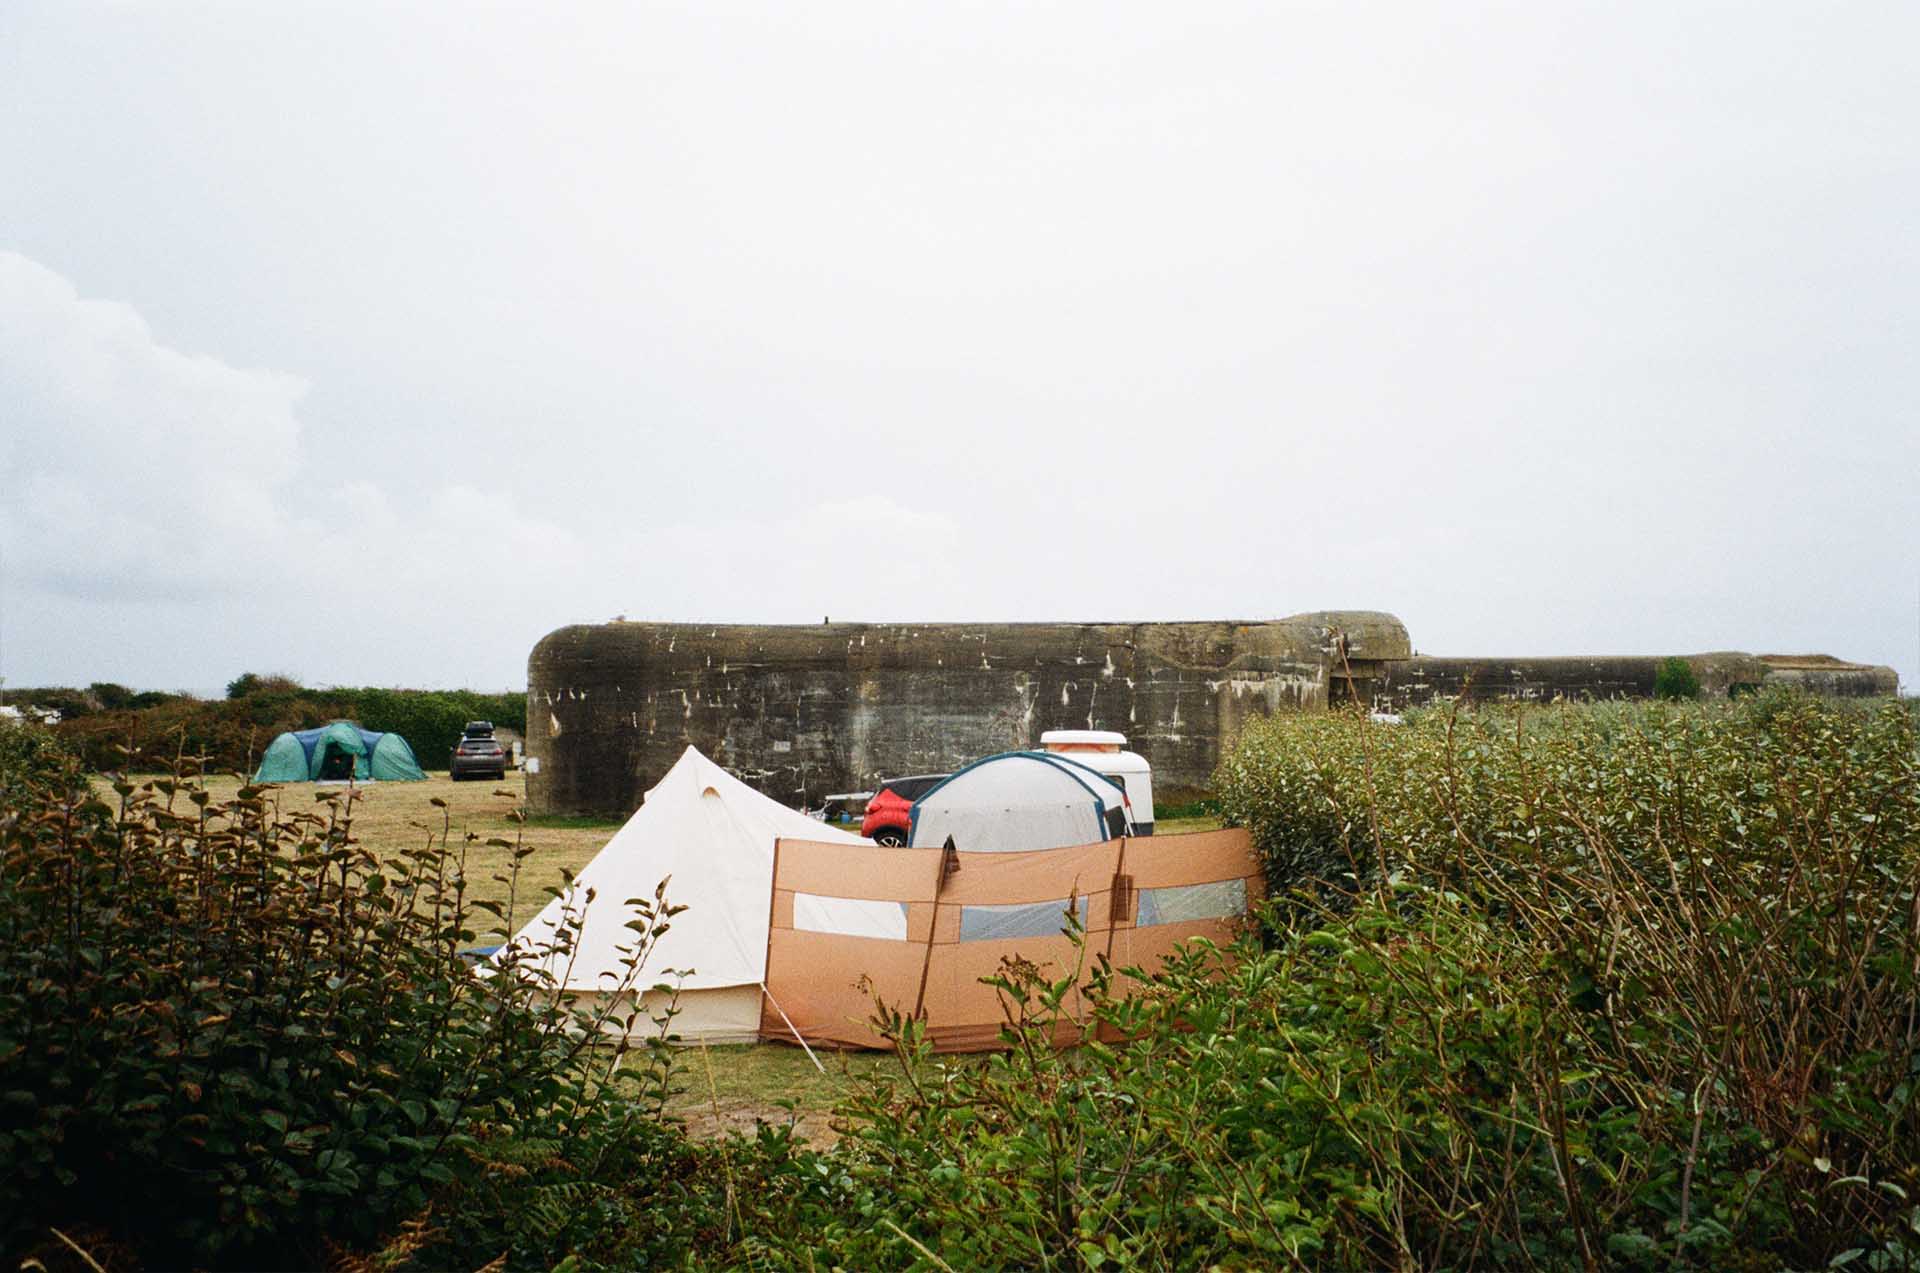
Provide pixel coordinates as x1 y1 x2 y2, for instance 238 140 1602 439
1153 814 1223 836
93 769 1218 1140
666 1042 912 1144
95 770 612 945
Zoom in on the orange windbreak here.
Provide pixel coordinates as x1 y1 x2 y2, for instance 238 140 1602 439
760 829 1264 1053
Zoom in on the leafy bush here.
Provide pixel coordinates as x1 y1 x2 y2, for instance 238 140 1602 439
0 716 73 794
723 934 1338 1270
226 671 305 700
1204 694 1920 1268
86 681 137 711
1655 655 1702 699
0 747 683 1269
51 693 313 774
0 685 102 721
386 1102 748 1271
718 694 1920 1269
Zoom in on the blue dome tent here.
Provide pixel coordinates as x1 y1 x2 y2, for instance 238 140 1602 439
907 751 1135 852
253 720 426 783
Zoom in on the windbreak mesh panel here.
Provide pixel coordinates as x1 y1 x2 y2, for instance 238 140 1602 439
958 897 1091 942
1137 879 1248 927
793 893 911 938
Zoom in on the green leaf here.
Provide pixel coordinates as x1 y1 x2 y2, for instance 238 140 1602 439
1607 1232 1657 1259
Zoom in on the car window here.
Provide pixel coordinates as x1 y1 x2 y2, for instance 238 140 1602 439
897 775 948 800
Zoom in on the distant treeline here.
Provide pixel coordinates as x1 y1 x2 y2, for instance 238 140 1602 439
3 676 526 773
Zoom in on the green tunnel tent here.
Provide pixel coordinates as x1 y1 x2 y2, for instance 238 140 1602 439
253 721 426 783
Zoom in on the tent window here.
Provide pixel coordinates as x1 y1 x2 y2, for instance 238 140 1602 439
958 896 1090 942
792 892 910 940
1136 879 1247 928
1104 806 1128 839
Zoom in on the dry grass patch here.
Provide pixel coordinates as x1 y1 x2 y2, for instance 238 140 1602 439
669 1043 909 1145
95 771 615 944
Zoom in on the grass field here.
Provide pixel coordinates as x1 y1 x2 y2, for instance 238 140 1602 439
99 770 610 941
671 1042 906 1143
95 769 1218 1139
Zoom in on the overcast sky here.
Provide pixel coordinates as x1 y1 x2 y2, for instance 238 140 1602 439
2 2 1915 694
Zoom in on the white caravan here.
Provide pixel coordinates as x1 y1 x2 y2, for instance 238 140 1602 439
1038 730 1156 835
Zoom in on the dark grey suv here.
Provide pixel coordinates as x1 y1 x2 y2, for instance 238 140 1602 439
450 733 508 781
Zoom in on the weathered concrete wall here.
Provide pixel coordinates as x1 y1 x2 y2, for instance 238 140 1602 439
1744 655 1899 698
528 613 1898 816
1375 652 1897 710
1375 657 1657 708
527 613 1410 815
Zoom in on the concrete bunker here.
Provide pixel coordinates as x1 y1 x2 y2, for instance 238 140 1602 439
526 613 1409 816
525 612 1896 818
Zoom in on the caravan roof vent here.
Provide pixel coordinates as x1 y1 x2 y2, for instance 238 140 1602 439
1039 729 1127 754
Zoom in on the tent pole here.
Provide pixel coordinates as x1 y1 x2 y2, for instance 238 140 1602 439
760 983 826 1074
1093 835 1132 1047
911 837 957 1023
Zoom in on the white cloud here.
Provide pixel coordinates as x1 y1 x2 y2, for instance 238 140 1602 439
0 253 594 682
0 253 972 685
0 251 307 598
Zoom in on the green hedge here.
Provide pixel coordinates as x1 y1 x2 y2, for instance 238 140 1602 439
1196 693 1920 1267
48 687 525 774
335 687 525 770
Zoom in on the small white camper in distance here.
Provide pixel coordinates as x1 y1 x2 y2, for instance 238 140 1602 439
1039 729 1156 834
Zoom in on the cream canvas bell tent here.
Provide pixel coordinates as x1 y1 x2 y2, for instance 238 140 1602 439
495 746 904 1043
